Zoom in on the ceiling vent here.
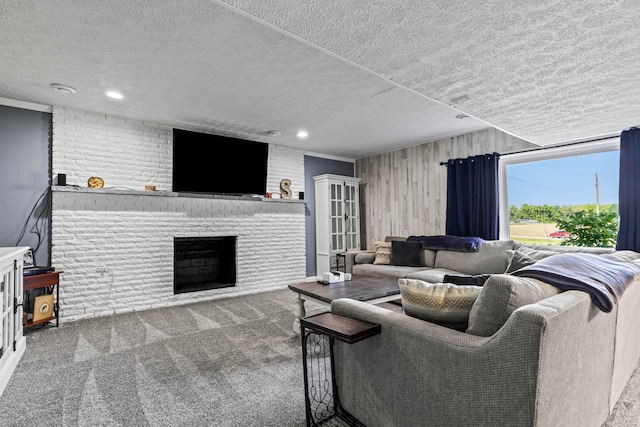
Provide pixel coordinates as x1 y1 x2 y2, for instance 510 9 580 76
50 83 76 94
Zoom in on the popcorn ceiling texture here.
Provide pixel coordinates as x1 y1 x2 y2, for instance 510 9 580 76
223 0 640 145
1 1 638 159
0 1 489 159
51 108 306 321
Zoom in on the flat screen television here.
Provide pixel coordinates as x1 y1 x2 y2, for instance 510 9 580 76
172 128 268 196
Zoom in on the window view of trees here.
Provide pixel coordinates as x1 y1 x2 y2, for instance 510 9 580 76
509 204 618 247
554 210 618 247
509 203 617 224
506 148 619 247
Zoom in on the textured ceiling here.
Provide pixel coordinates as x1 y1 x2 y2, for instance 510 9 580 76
1 1 638 159
225 0 640 146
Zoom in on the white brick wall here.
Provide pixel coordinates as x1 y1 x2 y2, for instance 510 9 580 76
52 107 173 191
267 144 305 198
51 108 307 321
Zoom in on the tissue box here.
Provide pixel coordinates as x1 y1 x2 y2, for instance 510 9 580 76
323 271 345 283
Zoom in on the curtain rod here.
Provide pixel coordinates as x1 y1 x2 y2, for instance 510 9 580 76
439 133 621 166
439 152 500 166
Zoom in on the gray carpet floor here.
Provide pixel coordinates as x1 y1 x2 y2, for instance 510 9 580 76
1 288 638 426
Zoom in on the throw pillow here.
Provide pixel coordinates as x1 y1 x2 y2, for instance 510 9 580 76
354 251 376 264
505 247 558 273
407 235 483 252
466 274 561 337
505 250 537 273
398 278 483 324
391 241 423 266
373 241 392 265
443 274 492 286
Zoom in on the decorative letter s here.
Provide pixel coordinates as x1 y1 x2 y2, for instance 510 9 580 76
280 179 292 199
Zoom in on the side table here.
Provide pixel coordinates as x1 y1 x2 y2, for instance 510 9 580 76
300 312 380 427
333 252 346 272
23 270 62 328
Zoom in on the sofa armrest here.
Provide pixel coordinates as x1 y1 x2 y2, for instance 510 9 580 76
329 298 546 426
329 291 614 427
331 297 545 349
345 250 375 274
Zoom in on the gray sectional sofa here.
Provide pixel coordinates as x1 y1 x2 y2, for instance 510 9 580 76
332 237 640 427
345 237 614 282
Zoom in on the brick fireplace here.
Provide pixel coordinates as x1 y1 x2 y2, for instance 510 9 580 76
174 236 237 294
50 107 307 322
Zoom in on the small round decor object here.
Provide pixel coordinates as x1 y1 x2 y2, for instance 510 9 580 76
39 302 50 314
88 176 105 188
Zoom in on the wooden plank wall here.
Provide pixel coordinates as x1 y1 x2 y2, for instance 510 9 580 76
356 128 538 248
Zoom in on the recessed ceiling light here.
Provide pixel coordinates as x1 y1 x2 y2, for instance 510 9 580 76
266 130 282 137
297 130 308 139
105 91 124 100
456 114 470 120
50 83 76 94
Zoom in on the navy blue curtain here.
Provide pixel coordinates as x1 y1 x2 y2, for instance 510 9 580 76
445 152 500 240
616 128 640 251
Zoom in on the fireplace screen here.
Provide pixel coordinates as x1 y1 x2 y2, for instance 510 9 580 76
174 236 237 294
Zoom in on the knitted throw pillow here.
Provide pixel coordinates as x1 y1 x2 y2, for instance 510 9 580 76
373 241 392 265
399 278 482 324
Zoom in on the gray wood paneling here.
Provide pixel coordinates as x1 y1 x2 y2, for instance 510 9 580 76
356 128 538 248
0 106 51 265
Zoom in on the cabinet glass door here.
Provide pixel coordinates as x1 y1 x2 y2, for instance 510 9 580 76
330 183 344 252
1 263 14 357
344 183 360 250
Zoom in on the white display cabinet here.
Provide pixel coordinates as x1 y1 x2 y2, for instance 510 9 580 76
0 247 28 397
314 174 361 276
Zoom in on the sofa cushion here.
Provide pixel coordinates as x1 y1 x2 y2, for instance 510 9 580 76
517 246 562 259
354 251 375 264
421 249 437 268
373 241 392 265
399 278 482 324
391 241 423 266
466 274 561 337
601 250 640 262
352 264 427 279
434 240 515 275
384 236 408 242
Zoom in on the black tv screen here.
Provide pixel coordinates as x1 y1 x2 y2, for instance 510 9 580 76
172 128 268 195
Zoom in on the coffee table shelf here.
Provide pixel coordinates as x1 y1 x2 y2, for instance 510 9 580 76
301 312 381 344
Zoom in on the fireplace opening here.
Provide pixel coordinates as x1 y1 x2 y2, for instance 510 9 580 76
174 236 237 294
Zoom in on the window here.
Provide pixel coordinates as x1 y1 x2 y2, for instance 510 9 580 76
499 139 620 245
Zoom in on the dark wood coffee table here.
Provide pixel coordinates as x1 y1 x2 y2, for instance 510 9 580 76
288 276 400 333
